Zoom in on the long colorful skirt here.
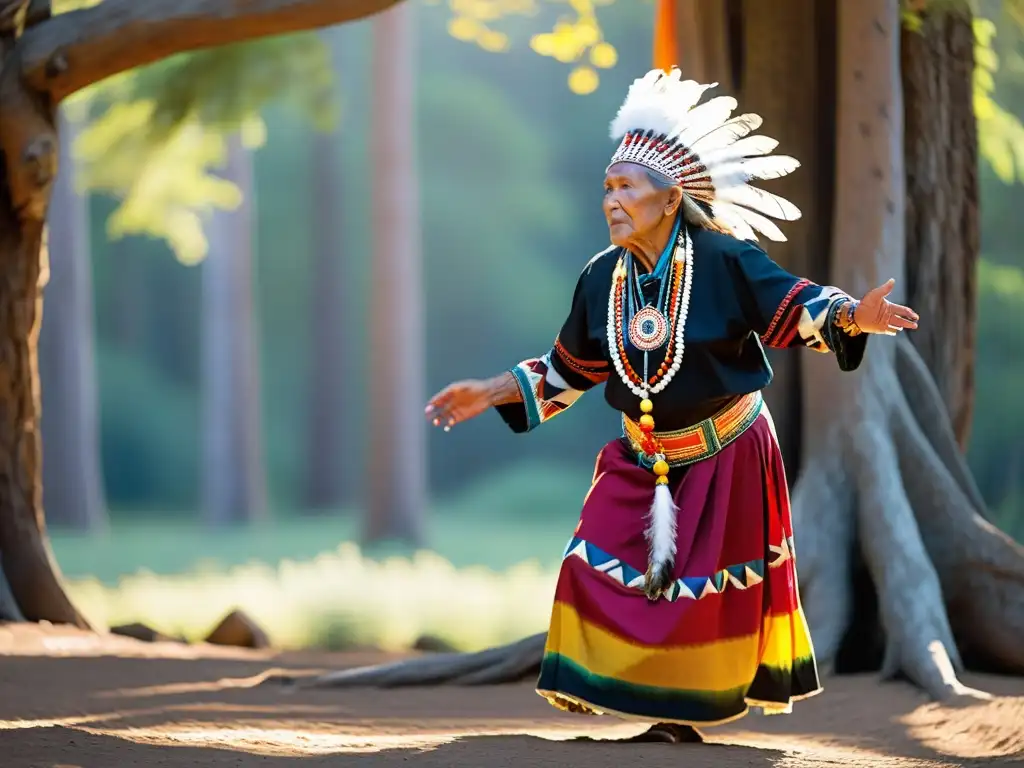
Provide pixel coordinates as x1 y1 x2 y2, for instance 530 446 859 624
536 395 821 726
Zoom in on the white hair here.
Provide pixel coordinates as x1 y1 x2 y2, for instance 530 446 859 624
641 166 716 230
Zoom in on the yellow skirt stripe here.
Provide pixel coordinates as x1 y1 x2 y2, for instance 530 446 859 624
545 600 813 694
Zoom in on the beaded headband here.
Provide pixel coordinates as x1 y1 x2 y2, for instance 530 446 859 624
607 67 802 242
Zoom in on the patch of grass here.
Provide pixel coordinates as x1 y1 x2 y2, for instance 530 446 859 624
66 545 558 652
55 460 589 651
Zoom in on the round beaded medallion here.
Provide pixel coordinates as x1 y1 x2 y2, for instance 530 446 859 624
628 306 669 351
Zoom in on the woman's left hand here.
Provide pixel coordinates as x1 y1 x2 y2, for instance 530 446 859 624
855 278 919 335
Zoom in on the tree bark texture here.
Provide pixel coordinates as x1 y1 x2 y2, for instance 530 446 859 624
304 122 350 512
38 109 108 532
296 0 1024 699
671 0 737 90
364 1 427 546
201 135 268 527
0 0 89 628
900 7 978 449
0 162 88 626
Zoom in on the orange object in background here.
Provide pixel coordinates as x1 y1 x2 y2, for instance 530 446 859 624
653 0 678 72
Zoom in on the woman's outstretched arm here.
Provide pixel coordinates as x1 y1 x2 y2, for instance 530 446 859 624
425 371 522 431
727 242 918 372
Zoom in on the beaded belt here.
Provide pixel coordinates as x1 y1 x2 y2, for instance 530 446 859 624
622 391 764 468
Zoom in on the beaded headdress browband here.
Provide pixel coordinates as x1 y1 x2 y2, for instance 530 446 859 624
607 67 801 242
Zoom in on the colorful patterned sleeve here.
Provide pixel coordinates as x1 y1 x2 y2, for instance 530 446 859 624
728 242 867 371
496 268 610 434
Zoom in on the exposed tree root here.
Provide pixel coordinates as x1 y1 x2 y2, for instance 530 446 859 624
894 335 987 515
891 345 1024 672
300 633 545 689
849 404 964 699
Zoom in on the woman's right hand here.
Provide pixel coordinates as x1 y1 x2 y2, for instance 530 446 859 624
425 379 495 431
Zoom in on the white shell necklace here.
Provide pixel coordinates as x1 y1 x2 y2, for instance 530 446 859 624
606 228 694 401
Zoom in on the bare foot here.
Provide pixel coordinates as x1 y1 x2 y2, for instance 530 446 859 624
625 723 704 743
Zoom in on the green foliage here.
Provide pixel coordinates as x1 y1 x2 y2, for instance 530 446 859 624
52 0 102 13
974 16 1024 184
441 0 623 93
70 34 334 263
901 2 1024 185
429 0 624 94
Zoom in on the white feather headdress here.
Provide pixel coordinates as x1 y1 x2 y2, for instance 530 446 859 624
607 67 801 242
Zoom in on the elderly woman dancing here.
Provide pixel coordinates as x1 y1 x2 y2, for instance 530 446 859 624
426 68 919 743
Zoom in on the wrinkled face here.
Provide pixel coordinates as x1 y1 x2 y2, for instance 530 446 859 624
603 162 680 247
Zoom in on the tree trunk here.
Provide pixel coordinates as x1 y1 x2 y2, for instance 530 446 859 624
0 151 88 626
304 121 349 513
900 8 978 449
298 0 1024 699
672 0 737 89
200 135 268 526
0 2 87 628
38 109 108 532
363 1 427 546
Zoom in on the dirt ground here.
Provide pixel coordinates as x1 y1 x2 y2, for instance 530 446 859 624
1 624 1022 768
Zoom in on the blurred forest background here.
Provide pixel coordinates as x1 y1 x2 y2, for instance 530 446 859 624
42 0 1024 650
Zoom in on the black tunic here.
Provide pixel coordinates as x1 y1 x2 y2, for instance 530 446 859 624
498 226 867 434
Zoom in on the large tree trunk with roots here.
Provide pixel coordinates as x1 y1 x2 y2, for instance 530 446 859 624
297 0 1024 700
0 0 400 624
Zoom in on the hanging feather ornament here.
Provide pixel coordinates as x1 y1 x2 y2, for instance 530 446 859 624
606 67 802 242
645 479 679 599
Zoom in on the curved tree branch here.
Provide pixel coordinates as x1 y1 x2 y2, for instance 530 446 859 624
3 0 403 221
15 0 403 103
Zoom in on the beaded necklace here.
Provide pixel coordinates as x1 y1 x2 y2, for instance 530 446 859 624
606 227 694 479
